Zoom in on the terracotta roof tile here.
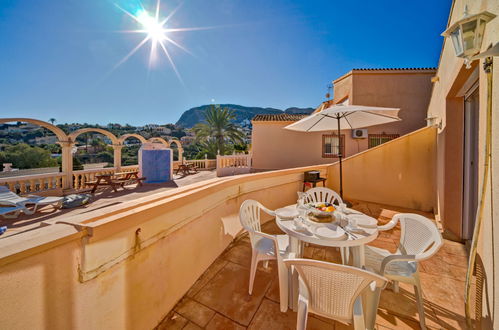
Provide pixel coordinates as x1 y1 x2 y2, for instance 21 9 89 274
252 114 309 122
351 67 437 71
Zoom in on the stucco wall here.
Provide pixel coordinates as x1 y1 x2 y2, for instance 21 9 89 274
426 0 499 327
251 70 435 171
327 126 437 212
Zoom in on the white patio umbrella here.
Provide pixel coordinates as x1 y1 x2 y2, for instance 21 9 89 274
285 104 400 198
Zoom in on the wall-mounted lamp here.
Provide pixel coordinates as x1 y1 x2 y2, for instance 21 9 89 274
441 6 496 68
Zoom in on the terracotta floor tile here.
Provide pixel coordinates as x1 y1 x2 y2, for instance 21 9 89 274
156 312 188 330
378 286 441 328
186 258 228 298
420 255 467 280
367 239 398 253
248 298 297 329
265 278 281 303
441 241 468 257
375 309 433 329
419 273 465 313
436 250 468 267
323 247 343 264
222 241 254 268
194 261 273 326
182 321 202 330
174 297 215 327
248 298 332 330
206 313 245 330
262 220 286 235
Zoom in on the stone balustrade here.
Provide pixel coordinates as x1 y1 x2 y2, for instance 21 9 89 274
216 153 252 176
0 172 65 194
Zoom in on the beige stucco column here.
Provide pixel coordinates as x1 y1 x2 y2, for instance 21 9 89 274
178 148 184 164
58 140 75 190
113 144 123 171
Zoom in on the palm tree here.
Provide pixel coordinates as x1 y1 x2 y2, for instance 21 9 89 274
195 138 220 159
48 118 56 125
192 105 246 155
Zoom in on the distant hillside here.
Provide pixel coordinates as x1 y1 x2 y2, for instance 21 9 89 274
176 104 314 127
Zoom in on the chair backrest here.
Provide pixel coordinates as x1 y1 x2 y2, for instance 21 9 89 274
284 259 387 322
0 186 23 203
395 213 443 260
303 187 342 206
239 199 264 233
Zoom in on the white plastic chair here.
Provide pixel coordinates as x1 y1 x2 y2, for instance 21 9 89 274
239 200 292 312
302 187 343 206
302 187 349 263
284 259 387 330
364 213 443 329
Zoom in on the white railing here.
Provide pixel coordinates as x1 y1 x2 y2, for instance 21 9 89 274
185 159 217 170
216 153 252 177
0 172 65 194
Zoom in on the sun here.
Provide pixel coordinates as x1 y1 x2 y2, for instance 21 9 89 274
136 10 166 42
113 0 205 82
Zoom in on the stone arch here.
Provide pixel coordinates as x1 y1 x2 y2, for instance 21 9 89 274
148 137 170 147
118 133 147 145
168 138 183 150
0 118 68 141
68 128 119 145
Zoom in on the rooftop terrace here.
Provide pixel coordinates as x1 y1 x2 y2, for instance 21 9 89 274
0 170 217 238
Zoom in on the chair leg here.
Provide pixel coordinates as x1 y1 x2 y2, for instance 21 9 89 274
249 252 258 295
277 260 289 312
296 295 308 330
353 296 366 330
392 280 399 293
414 275 427 330
340 247 350 265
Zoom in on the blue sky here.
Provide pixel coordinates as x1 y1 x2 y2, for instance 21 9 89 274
0 0 452 125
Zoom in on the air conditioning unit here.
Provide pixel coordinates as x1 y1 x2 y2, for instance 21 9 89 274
352 129 368 139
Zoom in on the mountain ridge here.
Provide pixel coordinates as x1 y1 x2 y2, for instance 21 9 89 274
176 104 314 127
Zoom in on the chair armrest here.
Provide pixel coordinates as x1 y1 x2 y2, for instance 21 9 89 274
377 217 399 231
260 205 276 217
254 231 277 242
380 254 416 274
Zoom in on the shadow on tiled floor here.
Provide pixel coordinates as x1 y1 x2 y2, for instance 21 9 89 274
157 201 469 330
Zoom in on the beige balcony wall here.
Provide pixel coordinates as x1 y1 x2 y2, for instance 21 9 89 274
0 165 329 330
327 126 437 212
426 0 498 327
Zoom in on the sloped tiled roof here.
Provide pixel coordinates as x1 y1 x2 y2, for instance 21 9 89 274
252 114 309 122
351 67 437 71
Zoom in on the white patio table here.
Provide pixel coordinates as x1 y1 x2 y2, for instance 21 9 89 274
275 204 379 314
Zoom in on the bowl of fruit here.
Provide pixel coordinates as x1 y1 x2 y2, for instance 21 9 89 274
306 202 337 222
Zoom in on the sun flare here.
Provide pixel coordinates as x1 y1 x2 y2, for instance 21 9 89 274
113 0 206 82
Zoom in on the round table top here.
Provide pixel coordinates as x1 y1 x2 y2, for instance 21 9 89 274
276 204 379 248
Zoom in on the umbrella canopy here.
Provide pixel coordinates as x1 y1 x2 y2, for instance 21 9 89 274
285 104 401 132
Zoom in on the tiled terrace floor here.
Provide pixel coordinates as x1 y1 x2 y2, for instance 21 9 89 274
158 201 469 330
0 170 217 238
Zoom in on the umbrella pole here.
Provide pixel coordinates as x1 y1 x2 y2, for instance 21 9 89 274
337 116 343 199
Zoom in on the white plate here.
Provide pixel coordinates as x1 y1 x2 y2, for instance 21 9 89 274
348 214 378 228
312 224 345 240
276 207 299 220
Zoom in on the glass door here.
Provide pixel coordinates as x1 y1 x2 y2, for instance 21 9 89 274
462 84 479 240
